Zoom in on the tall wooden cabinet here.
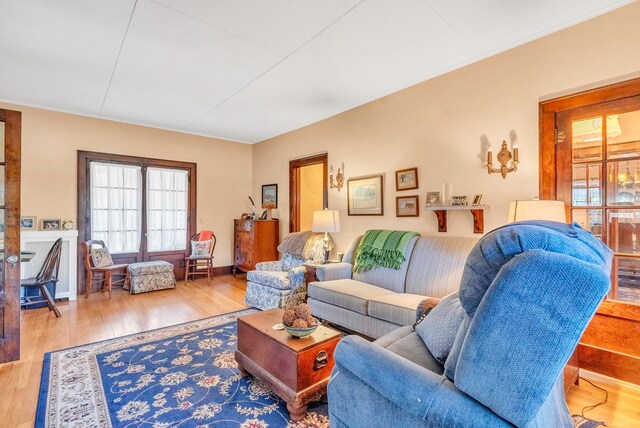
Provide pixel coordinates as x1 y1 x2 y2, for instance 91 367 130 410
234 219 279 275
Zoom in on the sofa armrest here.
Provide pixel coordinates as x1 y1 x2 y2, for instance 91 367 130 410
415 297 441 323
255 261 282 271
315 262 353 281
332 336 509 426
287 265 307 287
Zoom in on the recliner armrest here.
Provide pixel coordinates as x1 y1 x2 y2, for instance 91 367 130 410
332 336 509 426
315 262 353 281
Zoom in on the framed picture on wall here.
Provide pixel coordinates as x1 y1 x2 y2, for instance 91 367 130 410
41 218 62 231
348 174 384 216
395 167 419 191
396 195 419 217
262 184 278 208
20 216 37 230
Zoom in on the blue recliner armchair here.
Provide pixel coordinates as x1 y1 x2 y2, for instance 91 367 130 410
328 221 612 427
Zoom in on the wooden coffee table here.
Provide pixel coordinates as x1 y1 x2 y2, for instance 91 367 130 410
235 308 342 421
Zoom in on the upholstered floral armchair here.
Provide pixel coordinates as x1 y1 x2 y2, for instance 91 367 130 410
245 231 334 310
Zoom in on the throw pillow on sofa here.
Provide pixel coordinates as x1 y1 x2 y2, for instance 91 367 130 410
415 291 467 364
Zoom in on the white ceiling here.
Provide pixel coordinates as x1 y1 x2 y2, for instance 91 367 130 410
0 0 634 143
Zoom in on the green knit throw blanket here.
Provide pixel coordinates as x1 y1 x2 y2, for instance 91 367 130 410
353 230 419 273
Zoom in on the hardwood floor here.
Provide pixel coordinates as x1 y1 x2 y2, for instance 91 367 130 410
1 275 639 427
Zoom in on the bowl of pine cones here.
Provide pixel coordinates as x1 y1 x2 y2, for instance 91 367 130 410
282 303 319 338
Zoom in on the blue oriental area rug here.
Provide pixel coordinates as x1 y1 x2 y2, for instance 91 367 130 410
37 309 328 427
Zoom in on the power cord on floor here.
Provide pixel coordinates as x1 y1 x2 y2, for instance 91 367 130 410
572 375 608 421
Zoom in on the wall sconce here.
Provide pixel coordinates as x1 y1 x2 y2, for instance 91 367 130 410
330 163 344 191
487 140 519 179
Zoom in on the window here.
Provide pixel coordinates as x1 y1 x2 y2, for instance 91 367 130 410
90 162 142 253
79 152 196 280
147 167 188 251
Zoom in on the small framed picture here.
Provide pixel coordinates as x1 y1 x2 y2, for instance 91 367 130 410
20 216 37 230
396 195 419 217
348 174 384 216
262 184 278 208
472 194 483 206
41 218 62 231
395 167 419 191
451 196 468 206
425 192 440 207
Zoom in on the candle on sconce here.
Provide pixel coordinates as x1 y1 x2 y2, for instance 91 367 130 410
487 145 493 166
513 143 519 163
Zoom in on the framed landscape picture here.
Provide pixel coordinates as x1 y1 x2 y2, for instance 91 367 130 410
348 174 384 216
20 216 37 230
396 195 419 217
262 184 278 208
395 167 418 191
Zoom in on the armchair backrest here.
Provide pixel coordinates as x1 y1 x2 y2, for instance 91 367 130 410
445 221 612 426
277 231 334 263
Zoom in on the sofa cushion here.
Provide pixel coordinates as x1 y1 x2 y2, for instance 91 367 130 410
352 236 418 293
416 292 466 364
404 236 477 297
307 279 393 315
246 270 291 290
368 293 427 326
375 326 444 374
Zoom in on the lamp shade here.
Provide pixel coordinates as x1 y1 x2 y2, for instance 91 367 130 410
312 209 341 233
508 200 567 223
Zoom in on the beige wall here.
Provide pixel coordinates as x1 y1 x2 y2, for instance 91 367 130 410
299 163 325 230
0 102 252 266
252 2 640 252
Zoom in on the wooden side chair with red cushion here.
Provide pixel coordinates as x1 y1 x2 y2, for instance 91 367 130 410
82 240 129 300
185 230 217 284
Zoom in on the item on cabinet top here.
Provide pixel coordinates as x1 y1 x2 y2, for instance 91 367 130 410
62 220 75 230
20 216 37 230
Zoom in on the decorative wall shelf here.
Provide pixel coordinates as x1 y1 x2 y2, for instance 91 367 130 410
424 205 489 234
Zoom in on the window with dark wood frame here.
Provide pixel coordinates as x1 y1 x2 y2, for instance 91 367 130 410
540 77 640 386
77 151 197 292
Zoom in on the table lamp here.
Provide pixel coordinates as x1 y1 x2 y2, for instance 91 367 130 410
312 209 340 263
507 200 567 223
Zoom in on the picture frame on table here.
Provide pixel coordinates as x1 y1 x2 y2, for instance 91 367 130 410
395 167 419 191
262 184 278 208
396 195 419 217
348 174 384 216
20 216 37 230
41 218 62 231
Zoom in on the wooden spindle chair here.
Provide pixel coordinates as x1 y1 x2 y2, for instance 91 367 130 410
184 232 217 284
20 238 63 317
83 240 129 300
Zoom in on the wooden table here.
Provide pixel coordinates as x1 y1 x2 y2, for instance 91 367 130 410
235 308 342 421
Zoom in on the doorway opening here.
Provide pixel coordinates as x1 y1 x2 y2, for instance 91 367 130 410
289 154 328 232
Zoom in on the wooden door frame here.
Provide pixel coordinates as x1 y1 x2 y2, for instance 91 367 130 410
77 151 197 293
0 108 21 363
289 153 328 232
539 76 640 385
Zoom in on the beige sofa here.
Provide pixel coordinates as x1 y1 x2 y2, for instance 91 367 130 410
307 234 478 338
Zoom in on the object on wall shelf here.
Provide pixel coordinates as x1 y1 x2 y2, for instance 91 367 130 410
329 163 344 191
20 230 78 300
424 205 489 234
487 140 519 178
